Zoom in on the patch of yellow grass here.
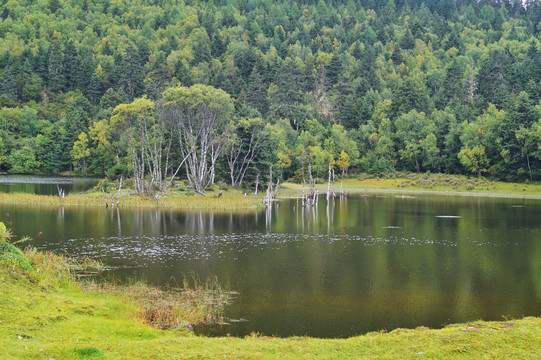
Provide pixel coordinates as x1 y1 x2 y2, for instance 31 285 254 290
281 173 541 199
0 189 262 210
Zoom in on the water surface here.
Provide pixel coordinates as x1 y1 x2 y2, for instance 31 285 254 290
0 175 99 195
3 194 541 338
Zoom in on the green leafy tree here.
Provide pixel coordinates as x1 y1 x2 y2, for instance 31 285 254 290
335 151 350 176
72 132 91 175
458 145 489 178
8 145 40 174
395 110 439 172
161 85 234 193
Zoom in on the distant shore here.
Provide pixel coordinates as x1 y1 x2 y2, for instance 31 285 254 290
0 173 540 211
281 174 541 200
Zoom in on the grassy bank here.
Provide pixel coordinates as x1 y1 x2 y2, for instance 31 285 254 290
281 173 541 199
1 231 540 359
0 188 260 210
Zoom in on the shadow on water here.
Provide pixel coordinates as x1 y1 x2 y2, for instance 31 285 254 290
3 193 541 338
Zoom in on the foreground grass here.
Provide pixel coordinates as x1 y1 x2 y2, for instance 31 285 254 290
0 187 260 210
1 237 540 359
282 173 541 199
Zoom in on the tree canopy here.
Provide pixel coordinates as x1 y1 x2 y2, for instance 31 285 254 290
0 0 540 185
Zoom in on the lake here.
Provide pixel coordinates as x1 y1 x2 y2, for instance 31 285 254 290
2 193 541 338
0 175 100 195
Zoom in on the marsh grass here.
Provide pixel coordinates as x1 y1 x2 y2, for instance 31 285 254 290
1 223 231 332
83 275 232 330
0 188 260 210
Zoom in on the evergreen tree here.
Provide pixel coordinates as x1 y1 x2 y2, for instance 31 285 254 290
268 59 307 129
0 60 17 101
75 48 94 92
47 39 65 93
121 44 144 99
33 46 49 82
477 48 513 107
246 67 268 114
211 33 226 57
326 54 342 85
63 40 78 90
87 71 102 104
48 0 61 14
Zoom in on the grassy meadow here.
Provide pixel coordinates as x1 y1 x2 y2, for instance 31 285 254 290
281 173 541 199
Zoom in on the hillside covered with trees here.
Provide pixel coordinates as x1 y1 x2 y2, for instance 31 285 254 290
1 0 541 192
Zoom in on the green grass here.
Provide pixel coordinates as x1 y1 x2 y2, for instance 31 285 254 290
1 228 541 359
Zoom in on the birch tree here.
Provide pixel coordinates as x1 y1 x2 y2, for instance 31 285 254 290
161 85 233 194
111 97 180 194
224 117 268 187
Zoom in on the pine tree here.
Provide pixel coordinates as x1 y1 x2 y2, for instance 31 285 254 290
48 40 65 93
75 48 94 92
33 46 49 83
268 59 307 129
63 40 78 90
121 44 144 99
327 54 342 85
247 66 267 114
86 71 102 104
48 0 61 14
0 62 17 101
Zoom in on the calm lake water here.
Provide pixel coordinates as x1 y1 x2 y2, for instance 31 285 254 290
3 194 541 338
0 175 100 195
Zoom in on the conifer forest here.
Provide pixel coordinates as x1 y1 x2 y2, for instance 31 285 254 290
1 0 541 191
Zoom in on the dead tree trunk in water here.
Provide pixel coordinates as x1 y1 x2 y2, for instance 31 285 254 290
116 177 123 207
327 163 331 201
102 188 108 208
274 178 280 198
56 185 64 199
332 168 335 198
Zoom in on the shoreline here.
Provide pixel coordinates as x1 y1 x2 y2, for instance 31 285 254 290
280 178 541 200
322 185 541 199
0 184 540 212
2 258 540 359
1 172 541 210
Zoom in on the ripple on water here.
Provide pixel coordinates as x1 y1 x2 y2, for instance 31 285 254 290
42 232 458 264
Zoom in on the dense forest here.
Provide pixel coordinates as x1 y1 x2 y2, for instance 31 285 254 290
1 0 541 192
